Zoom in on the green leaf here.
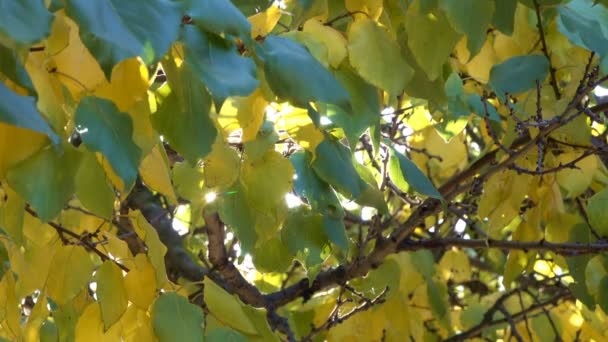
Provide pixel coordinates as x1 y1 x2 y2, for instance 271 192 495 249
75 152 115 219
152 292 205 342
206 328 248 342
6 144 80 222
0 0 53 45
557 0 608 73
218 184 258 252
184 0 252 38
182 26 258 98
252 237 294 273
488 55 550 95
439 0 495 57
492 0 518 35
566 223 595 309
311 138 368 199
94 261 128 329
153 59 217 163
587 188 608 236
466 94 501 122
65 0 182 77
597 276 608 313
0 44 34 92
348 17 413 95
389 148 443 199
262 35 350 109
0 82 59 144
327 65 381 147
291 152 348 251
281 207 328 267
75 96 141 189
405 2 461 81
445 72 470 118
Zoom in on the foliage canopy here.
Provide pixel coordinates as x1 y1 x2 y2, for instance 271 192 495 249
1 0 608 341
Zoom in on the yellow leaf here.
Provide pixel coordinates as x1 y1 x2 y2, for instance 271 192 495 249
0 272 21 340
95 260 129 329
26 22 70 131
556 150 597 198
139 144 178 204
218 88 268 142
96 58 150 112
124 254 157 310
241 150 294 214
439 250 471 283
465 36 496 83
0 123 48 178
345 0 384 20
74 303 105 341
101 231 136 270
248 5 282 38
115 305 156 342
302 19 347 68
277 106 324 152
129 210 168 287
203 277 258 335
203 141 240 191
49 13 107 99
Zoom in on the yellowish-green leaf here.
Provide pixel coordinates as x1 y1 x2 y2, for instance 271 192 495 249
46 245 95 305
203 277 258 335
151 292 205 342
405 1 461 81
348 17 413 95
204 141 241 191
95 260 128 329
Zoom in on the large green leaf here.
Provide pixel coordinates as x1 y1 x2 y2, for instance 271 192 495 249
183 0 252 38
74 96 141 189
439 0 495 57
405 1 461 81
152 292 205 342
65 0 182 77
0 82 59 144
389 148 443 199
261 35 350 109
557 0 608 73
311 138 367 200
348 18 413 96
6 144 81 222
152 59 217 163
489 55 550 95
0 0 53 45
182 26 258 98
0 44 34 92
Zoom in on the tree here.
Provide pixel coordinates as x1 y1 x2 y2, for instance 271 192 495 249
1 0 608 340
